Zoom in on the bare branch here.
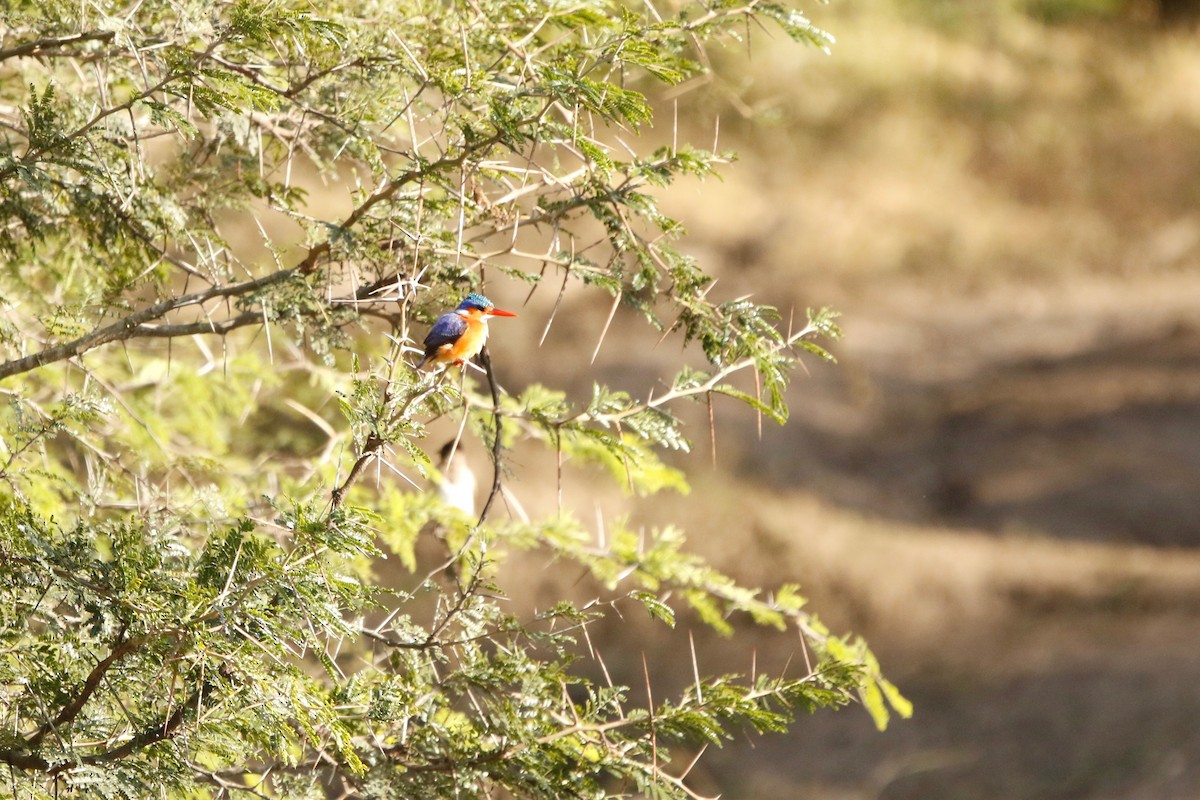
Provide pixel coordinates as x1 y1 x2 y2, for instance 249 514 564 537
26 626 144 747
0 128 509 384
0 31 115 63
476 347 505 525
568 320 825 430
0 267 302 382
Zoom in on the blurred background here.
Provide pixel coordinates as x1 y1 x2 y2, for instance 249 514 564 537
471 0 1200 797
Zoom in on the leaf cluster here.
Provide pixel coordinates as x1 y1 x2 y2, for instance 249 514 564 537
0 0 910 796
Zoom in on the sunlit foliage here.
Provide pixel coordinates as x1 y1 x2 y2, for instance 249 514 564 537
0 1 907 796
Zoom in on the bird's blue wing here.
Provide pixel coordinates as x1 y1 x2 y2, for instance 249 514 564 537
423 312 467 351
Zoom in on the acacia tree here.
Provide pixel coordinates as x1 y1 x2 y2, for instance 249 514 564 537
0 1 909 797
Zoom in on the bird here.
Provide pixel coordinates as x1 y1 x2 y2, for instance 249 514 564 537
415 292 517 370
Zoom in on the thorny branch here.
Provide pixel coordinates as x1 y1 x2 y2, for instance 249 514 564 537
0 266 304 382
0 31 116 63
0 642 221 775
512 318 829 432
329 365 448 509
25 625 141 747
476 346 505 525
0 134 505 384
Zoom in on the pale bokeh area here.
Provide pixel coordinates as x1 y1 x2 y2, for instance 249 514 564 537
456 2 1200 797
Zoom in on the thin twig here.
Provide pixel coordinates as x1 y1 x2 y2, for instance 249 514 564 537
475 347 504 524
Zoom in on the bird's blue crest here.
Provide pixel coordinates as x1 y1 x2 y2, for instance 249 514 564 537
457 292 493 311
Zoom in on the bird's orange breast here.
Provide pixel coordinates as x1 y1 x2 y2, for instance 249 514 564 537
437 317 488 363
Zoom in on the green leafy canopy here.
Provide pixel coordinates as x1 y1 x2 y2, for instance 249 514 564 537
0 0 907 797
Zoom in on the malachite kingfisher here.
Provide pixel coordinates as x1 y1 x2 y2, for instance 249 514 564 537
416 292 517 370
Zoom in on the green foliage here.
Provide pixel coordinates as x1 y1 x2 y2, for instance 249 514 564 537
0 0 908 797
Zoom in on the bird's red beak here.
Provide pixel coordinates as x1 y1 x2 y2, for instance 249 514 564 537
489 308 517 317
